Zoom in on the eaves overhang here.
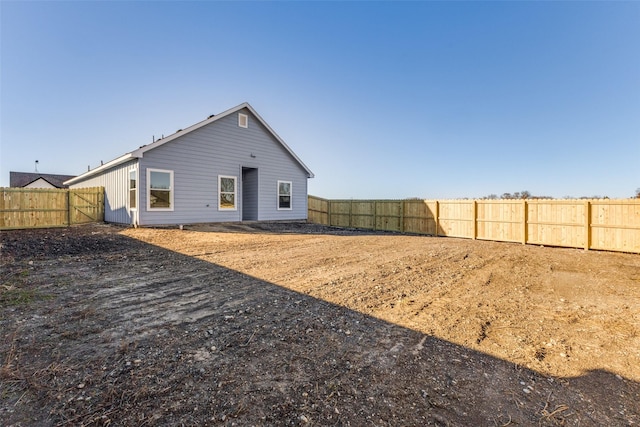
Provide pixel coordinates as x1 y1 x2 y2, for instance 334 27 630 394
64 102 314 186
63 153 139 186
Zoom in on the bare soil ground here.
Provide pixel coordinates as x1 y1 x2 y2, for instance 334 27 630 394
1 222 639 426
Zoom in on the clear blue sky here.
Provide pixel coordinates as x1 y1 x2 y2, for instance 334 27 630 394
1 1 639 199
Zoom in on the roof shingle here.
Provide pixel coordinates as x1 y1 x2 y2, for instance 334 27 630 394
9 172 76 188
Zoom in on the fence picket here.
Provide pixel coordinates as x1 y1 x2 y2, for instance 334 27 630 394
1 187 104 230
307 195 640 254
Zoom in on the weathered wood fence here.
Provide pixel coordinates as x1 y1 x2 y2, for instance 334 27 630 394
308 196 640 254
1 187 104 230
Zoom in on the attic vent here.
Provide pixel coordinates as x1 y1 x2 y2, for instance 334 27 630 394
238 113 248 128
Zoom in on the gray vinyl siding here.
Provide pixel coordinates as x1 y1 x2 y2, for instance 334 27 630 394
138 107 309 226
69 160 137 225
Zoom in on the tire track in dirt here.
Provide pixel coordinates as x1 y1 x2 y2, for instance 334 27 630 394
2 223 639 426
123 225 640 382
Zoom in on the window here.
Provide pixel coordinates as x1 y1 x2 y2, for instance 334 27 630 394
278 181 292 210
129 169 137 209
147 168 174 211
219 175 237 210
238 113 248 128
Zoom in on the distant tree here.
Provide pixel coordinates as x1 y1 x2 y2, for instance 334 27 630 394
495 191 544 199
485 194 498 200
636 188 640 198
580 195 608 199
500 191 530 200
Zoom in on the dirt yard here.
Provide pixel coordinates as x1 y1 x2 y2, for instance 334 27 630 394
1 222 639 426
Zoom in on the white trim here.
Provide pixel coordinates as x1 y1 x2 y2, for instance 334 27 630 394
131 102 313 177
128 168 138 211
242 104 314 178
238 113 248 128
64 153 138 186
24 178 56 189
277 180 292 210
218 175 237 211
64 102 314 186
147 168 174 211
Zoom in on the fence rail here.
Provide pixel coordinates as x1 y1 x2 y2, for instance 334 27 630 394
1 187 104 230
308 195 640 254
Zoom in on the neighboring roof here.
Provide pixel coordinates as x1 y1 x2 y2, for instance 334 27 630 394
10 171 76 188
65 102 314 186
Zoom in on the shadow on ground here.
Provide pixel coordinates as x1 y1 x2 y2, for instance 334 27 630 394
0 225 638 426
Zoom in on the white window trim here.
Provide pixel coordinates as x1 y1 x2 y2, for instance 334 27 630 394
277 180 293 210
218 175 238 211
129 169 137 211
146 168 174 212
238 113 248 128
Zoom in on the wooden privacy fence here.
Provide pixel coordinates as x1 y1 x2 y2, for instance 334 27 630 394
1 187 104 230
308 195 640 254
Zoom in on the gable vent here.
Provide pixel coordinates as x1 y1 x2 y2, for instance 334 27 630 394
238 113 248 128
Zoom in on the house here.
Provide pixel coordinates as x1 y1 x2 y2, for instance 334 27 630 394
65 103 314 226
10 172 76 189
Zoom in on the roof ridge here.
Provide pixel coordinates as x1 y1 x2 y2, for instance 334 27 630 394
64 102 313 186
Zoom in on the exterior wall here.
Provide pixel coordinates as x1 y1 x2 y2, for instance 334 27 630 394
137 107 309 226
67 107 310 226
69 160 138 225
24 178 56 189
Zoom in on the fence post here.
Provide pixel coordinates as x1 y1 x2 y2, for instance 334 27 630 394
303 196 638 253
66 190 71 226
435 201 439 237
472 200 478 239
400 200 404 233
585 200 591 251
373 201 377 231
522 200 528 245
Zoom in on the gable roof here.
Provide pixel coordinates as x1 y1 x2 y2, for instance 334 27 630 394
10 171 76 188
65 102 313 186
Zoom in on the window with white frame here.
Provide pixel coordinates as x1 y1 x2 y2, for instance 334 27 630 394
278 180 292 210
219 175 237 210
147 168 174 210
238 113 248 128
129 169 137 209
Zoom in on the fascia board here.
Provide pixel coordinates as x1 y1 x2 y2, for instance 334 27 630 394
63 153 138 186
134 103 250 156
135 102 314 178
24 177 55 188
243 104 315 178
65 102 314 185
